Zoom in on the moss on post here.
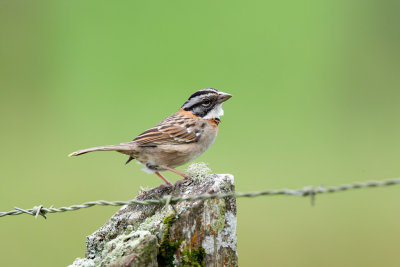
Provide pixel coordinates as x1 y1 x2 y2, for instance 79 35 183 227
69 163 238 267
157 214 182 267
181 247 206 267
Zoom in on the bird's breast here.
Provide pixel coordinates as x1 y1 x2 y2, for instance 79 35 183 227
196 120 218 153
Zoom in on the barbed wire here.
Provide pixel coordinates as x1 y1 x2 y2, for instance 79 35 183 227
1 178 399 219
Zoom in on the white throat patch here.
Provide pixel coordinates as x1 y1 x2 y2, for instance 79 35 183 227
203 103 224 119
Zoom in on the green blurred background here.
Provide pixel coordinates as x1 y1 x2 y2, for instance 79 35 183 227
1 0 399 266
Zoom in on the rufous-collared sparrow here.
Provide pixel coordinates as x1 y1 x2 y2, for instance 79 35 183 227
68 88 232 185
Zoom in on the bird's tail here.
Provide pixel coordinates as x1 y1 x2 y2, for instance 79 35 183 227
68 144 133 157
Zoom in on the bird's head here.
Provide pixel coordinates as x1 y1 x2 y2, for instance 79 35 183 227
181 88 232 119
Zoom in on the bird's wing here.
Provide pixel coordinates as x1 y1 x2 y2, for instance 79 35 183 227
128 112 199 146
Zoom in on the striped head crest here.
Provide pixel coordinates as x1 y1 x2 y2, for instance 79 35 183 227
181 88 232 118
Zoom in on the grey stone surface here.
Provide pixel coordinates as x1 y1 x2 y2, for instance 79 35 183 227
69 166 237 267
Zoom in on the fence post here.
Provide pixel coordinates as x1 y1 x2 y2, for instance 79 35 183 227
69 173 238 267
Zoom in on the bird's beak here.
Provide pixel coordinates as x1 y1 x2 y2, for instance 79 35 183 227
217 92 232 103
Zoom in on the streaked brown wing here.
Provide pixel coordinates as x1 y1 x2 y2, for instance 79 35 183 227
130 113 198 146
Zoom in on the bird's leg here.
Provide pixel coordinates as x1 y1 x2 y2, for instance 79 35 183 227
163 166 190 179
155 171 172 185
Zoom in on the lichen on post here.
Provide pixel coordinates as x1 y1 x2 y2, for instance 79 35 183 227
69 163 238 267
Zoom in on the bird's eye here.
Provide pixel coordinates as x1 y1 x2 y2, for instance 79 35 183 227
202 99 211 106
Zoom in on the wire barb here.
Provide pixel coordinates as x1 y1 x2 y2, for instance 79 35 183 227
1 178 399 219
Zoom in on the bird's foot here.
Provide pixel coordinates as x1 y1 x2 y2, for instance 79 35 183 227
174 178 189 187
157 183 173 190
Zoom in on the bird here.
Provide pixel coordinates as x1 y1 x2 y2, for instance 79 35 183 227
68 88 232 185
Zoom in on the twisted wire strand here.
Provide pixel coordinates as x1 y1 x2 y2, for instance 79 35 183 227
1 178 399 219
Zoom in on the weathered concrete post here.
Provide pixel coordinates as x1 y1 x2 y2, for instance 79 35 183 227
69 164 238 267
